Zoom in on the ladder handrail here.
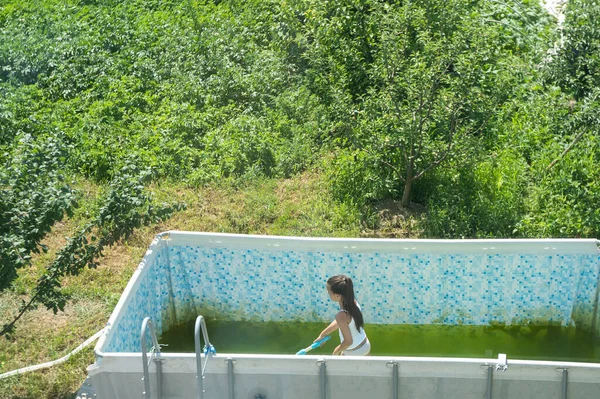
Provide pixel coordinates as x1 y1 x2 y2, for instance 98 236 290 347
141 317 162 399
195 315 215 399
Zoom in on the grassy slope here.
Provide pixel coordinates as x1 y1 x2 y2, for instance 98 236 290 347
0 169 423 399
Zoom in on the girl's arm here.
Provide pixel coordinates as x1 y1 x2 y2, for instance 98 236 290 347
315 319 339 341
332 311 353 355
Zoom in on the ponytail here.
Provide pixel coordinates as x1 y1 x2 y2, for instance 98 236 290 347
327 275 364 331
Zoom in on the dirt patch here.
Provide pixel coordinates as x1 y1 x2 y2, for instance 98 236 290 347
362 199 426 238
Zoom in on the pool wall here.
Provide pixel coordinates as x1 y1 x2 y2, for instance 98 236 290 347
89 232 600 398
88 353 600 399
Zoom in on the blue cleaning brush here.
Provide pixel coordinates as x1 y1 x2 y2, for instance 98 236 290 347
295 336 331 355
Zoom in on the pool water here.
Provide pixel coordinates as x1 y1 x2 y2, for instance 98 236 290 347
159 319 600 363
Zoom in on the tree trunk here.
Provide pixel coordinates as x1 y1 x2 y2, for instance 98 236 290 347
401 177 413 208
401 160 414 207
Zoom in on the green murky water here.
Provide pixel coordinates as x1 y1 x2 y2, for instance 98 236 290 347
160 319 600 363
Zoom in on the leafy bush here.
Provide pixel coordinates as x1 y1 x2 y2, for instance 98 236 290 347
326 149 398 207
517 88 600 237
546 0 600 100
421 150 528 238
202 115 277 177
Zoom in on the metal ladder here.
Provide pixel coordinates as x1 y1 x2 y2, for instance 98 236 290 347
195 315 216 399
141 317 163 399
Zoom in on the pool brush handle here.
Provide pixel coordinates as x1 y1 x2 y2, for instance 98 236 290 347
296 336 331 355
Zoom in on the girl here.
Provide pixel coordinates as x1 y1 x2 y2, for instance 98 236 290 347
315 274 371 356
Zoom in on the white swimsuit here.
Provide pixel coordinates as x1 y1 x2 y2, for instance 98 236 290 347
338 310 370 356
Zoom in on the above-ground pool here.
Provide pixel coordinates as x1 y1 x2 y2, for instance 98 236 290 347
89 232 600 398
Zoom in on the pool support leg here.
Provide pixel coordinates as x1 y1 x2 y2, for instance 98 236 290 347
226 357 235 399
392 362 399 399
485 365 493 399
561 369 568 399
387 361 399 399
318 360 327 399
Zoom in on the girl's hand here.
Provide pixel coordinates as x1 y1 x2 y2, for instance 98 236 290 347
314 335 324 343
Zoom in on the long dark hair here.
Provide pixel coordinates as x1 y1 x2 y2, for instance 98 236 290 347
327 274 364 331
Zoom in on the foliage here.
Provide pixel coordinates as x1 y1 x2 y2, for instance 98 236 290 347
516 88 600 237
421 150 529 238
522 0 600 237
0 133 76 291
359 0 505 206
482 0 555 58
0 0 597 257
1 162 185 336
325 148 397 207
0 0 325 184
546 0 600 100
315 0 551 209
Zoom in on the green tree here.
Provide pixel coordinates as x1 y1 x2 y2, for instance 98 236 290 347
354 0 504 207
548 0 600 100
1 163 185 336
0 134 76 291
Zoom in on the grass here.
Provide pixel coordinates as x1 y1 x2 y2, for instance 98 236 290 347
0 168 424 399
